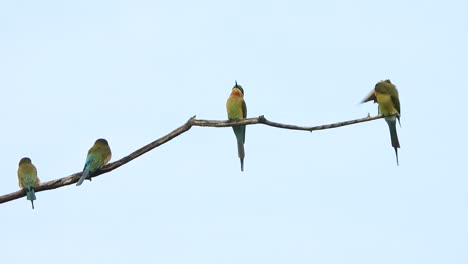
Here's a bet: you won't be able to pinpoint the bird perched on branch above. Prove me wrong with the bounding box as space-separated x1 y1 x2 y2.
226 81 247 171
362 79 401 165
17 157 40 209
76 138 112 186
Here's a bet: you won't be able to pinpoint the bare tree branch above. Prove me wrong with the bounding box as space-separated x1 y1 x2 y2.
0 114 383 205
192 114 383 131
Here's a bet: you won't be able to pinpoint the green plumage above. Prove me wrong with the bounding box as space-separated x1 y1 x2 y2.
17 157 40 209
375 80 400 125
362 79 401 165
226 82 247 171
76 138 112 186
385 115 400 165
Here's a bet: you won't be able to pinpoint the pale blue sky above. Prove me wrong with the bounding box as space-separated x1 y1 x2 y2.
1 0 467 263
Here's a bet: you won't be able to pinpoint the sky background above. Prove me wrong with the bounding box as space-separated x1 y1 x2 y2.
1 0 467 263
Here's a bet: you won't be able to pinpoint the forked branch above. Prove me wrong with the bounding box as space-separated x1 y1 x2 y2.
0 114 382 205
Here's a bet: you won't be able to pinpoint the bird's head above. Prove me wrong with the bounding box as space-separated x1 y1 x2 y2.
19 157 32 165
375 79 395 90
232 81 244 95
95 138 109 146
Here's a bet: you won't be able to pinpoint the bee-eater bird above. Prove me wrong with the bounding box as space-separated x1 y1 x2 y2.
226 81 247 171
17 157 40 209
362 79 401 165
76 138 112 186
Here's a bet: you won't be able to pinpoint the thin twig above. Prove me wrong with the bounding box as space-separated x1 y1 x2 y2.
191 115 383 131
0 114 382 205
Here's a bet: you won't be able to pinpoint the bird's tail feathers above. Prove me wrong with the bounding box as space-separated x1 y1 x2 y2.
232 125 246 171
232 125 245 144
76 160 92 186
385 116 400 166
237 141 245 172
26 186 36 209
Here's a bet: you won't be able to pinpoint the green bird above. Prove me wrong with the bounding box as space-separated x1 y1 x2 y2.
76 138 112 186
362 79 401 165
17 157 40 209
226 81 247 171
